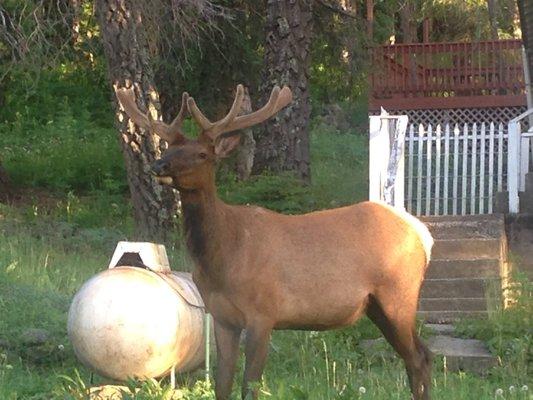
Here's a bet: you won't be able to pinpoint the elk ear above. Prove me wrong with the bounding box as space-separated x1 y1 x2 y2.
214 134 241 159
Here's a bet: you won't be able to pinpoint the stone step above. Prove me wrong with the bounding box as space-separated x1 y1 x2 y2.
419 298 487 312
418 310 488 324
426 259 501 279
421 214 504 240
427 335 498 375
420 278 501 299
519 189 533 213
425 323 455 336
432 238 502 260
524 172 533 193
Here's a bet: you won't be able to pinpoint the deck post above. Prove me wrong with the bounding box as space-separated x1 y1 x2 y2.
507 121 520 213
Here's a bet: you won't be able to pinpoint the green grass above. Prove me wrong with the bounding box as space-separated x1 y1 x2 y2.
1 198 532 399
219 129 368 214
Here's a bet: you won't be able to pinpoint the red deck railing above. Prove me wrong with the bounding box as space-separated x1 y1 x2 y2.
369 39 527 111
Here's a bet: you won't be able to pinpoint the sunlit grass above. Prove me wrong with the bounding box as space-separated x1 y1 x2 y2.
0 206 531 399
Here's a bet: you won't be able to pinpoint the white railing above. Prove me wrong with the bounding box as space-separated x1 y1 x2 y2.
405 122 507 216
508 108 533 213
368 112 529 215
369 110 408 208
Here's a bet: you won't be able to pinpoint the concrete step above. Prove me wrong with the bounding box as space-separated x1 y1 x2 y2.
432 238 502 260
421 214 504 240
418 310 488 324
426 259 500 279
420 278 501 299
419 298 487 312
427 335 498 375
417 214 508 319
524 172 533 193
425 323 455 336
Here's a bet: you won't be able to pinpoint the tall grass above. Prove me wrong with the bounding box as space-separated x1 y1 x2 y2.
1 200 531 399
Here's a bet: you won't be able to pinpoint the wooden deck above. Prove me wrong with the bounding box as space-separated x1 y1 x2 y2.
369 40 527 111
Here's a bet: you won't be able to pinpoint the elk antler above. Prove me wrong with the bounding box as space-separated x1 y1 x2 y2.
115 86 189 144
187 84 293 141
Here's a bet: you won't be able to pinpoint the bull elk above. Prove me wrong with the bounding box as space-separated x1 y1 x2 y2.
115 84 434 400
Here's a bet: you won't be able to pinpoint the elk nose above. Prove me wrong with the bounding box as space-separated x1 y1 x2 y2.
151 159 170 176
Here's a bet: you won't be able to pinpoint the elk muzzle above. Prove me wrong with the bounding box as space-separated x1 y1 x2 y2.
152 159 170 176
151 159 174 185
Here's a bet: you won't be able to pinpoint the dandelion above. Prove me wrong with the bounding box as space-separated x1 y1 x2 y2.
521 385 528 392
359 386 366 395
509 385 516 393
495 388 504 397
58 344 65 351
338 384 347 396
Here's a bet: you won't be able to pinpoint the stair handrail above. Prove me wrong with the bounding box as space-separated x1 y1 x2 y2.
508 107 533 213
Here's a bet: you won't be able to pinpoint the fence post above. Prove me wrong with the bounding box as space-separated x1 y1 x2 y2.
507 121 520 213
388 115 408 208
368 111 408 208
369 112 387 202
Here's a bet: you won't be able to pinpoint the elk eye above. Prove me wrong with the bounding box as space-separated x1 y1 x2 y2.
198 152 208 159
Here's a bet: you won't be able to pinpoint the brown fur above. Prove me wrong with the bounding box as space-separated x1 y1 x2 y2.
115 85 433 399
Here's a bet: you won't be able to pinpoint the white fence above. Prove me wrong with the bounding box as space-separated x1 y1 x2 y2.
405 122 507 216
369 111 532 215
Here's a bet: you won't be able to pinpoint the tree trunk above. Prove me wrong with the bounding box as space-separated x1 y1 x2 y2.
517 0 533 83
253 0 312 182
487 0 499 40
400 0 417 43
235 87 255 181
95 0 178 241
0 158 10 203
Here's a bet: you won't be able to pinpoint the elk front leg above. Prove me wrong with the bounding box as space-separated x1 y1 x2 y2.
214 321 242 400
241 323 272 399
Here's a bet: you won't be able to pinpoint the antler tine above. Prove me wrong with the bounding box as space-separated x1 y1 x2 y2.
115 86 187 144
217 85 293 136
187 85 245 140
186 85 293 141
115 87 151 130
187 97 213 131
168 92 189 131
210 84 245 137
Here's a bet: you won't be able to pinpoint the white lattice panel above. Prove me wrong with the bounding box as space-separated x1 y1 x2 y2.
370 106 527 128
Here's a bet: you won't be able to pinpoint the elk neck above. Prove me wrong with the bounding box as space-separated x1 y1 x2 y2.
179 181 230 271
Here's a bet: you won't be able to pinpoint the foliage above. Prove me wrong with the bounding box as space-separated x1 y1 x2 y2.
454 271 532 377
0 67 125 194
219 172 315 214
310 6 368 104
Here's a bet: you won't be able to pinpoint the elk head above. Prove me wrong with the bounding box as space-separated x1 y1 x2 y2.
115 85 292 191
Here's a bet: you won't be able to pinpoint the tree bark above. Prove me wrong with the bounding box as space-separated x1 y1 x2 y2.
95 0 179 241
517 0 533 86
487 0 499 40
0 158 10 203
399 0 417 43
235 87 255 181
253 0 312 182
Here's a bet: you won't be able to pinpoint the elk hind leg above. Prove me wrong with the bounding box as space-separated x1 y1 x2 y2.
366 294 432 400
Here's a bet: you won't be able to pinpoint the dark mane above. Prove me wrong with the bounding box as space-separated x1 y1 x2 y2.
182 202 209 266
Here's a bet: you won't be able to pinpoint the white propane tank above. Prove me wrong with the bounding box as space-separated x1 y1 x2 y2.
67 242 206 381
